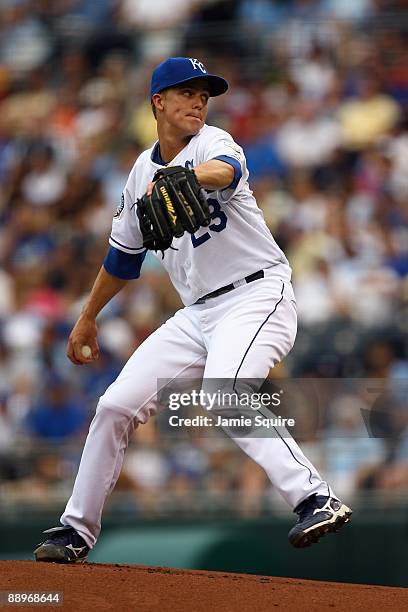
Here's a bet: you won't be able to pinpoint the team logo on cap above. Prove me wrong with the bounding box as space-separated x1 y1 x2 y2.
189 58 207 73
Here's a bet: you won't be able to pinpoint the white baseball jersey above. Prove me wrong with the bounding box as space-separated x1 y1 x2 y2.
108 124 292 305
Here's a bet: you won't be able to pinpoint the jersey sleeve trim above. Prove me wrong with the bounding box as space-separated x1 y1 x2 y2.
109 235 146 254
213 155 242 189
103 246 147 279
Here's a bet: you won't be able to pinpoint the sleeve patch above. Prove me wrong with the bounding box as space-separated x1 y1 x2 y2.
114 193 125 219
220 140 244 162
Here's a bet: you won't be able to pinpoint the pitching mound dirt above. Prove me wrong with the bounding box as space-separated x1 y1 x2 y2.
0 561 407 611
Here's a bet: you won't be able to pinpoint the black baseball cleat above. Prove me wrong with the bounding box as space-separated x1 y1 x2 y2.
288 494 352 548
34 526 90 563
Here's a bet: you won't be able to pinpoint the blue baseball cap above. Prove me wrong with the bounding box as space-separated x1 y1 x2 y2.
150 57 228 99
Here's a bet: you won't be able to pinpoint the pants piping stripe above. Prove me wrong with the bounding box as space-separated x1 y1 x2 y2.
272 425 314 486
255 403 317 490
232 281 285 391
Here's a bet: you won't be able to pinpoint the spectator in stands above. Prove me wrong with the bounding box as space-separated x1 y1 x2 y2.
338 74 400 150
26 375 87 442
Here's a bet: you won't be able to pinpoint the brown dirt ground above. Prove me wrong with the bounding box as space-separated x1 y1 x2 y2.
0 561 407 612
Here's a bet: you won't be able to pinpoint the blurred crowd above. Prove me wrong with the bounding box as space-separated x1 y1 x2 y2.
0 0 407 517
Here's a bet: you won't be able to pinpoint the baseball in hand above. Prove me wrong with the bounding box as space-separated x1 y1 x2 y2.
81 345 92 359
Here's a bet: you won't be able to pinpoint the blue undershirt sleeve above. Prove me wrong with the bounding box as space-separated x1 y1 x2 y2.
212 155 243 189
103 245 147 280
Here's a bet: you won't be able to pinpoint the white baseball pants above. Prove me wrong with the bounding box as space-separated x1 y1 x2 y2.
61 270 331 547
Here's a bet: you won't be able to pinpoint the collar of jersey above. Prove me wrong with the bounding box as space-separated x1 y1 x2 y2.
151 142 168 166
150 127 207 166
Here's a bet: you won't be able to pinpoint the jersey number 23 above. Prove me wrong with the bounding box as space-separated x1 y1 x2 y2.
191 198 227 248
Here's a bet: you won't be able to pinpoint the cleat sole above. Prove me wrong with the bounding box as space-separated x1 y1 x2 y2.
34 544 87 564
290 505 352 548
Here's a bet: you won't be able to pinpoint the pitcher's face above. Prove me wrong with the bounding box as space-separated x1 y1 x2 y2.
154 80 210 136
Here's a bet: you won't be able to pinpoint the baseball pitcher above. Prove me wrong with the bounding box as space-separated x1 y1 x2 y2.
34 57 352 563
